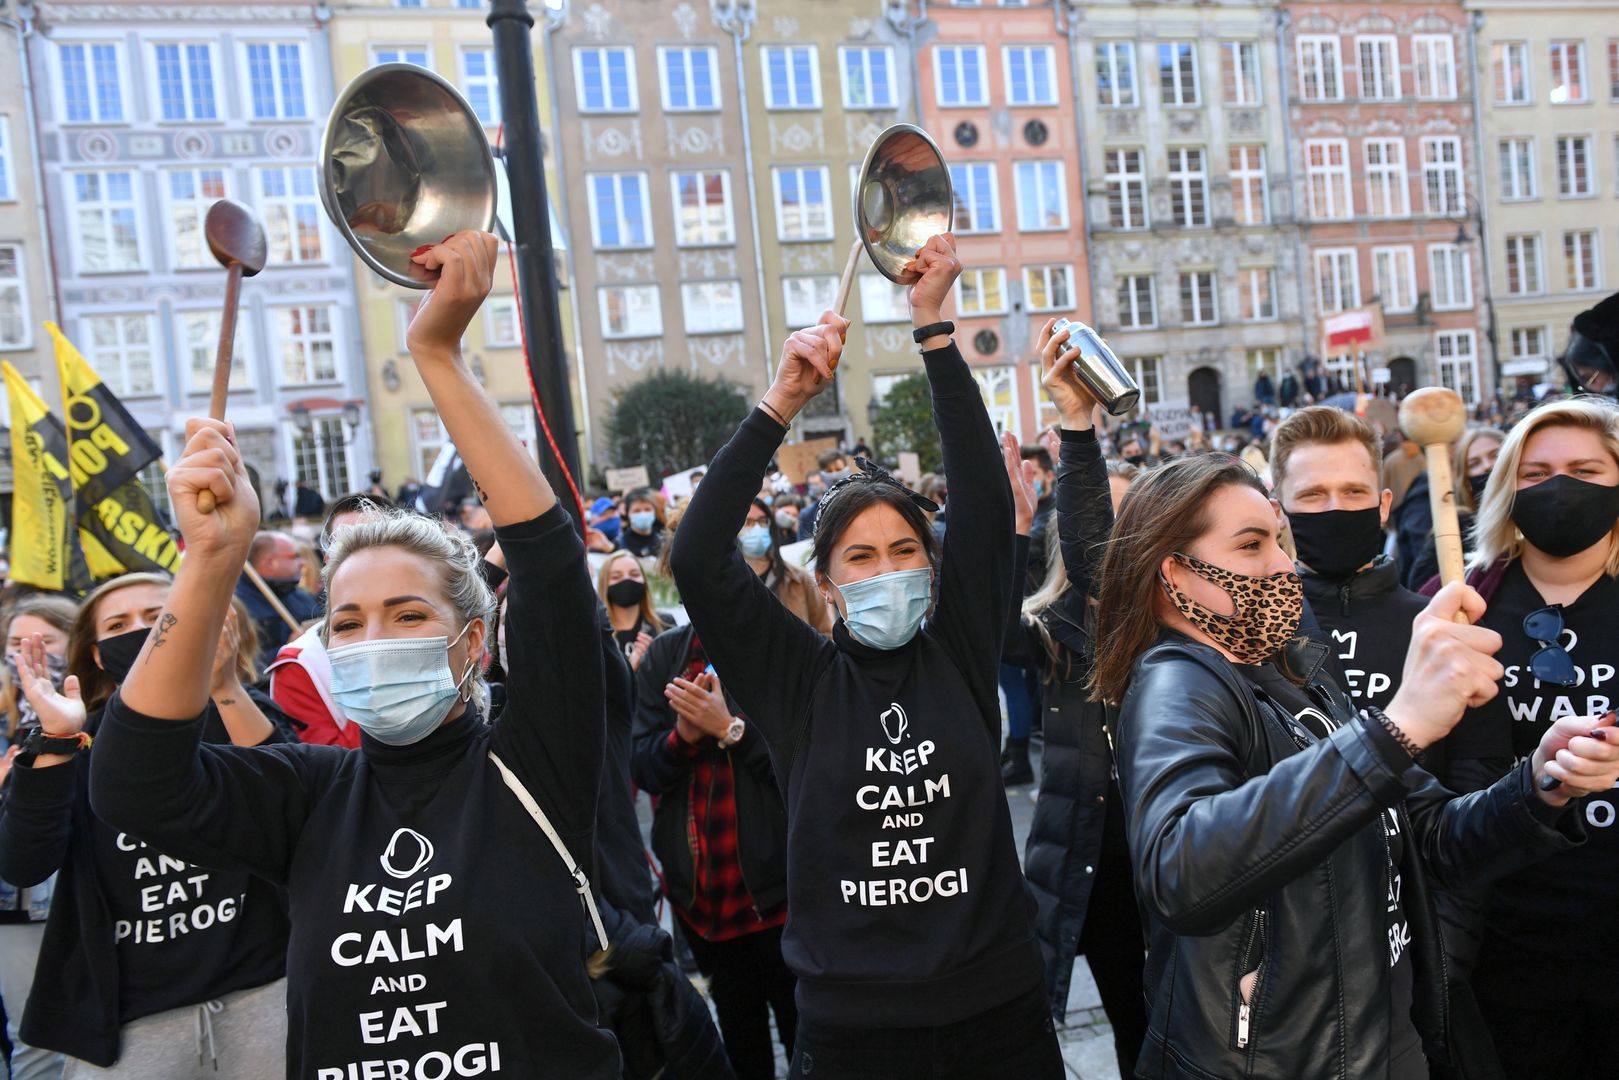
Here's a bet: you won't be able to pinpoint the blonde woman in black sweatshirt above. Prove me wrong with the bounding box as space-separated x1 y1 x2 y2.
669 235 1062 1080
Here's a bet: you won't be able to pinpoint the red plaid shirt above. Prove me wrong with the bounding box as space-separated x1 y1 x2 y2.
663 635 787 942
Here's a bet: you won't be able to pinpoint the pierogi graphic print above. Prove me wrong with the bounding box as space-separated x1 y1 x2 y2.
317 827 502 1080
843 703 970 907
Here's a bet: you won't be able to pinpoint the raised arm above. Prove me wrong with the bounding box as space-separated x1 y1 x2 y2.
1037 320 1113 600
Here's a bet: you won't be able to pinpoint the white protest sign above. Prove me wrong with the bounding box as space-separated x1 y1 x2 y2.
604 465 650 492
1147 399 1194 442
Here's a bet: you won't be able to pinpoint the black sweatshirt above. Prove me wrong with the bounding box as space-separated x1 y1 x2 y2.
1300 556 1427 712
669 342 1044 1030
0 707 288 1066
89 506 621 1080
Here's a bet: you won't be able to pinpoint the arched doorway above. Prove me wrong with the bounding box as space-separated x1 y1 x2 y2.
1189 366 1222 424
1387 356 1418 397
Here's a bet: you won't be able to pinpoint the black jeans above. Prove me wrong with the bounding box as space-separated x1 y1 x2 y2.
1470 936 1613 1080
1077 796 1149 1079
786 985 1063 1080
676 916 797 1080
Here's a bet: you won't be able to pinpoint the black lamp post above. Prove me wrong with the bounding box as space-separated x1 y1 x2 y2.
1453 192 1501 397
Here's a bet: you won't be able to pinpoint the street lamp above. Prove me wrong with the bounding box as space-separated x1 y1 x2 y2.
1451 192 1501 399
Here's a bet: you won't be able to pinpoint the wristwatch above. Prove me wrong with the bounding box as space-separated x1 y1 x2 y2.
912 320 955 345
717 718 746 749
21 729 91 757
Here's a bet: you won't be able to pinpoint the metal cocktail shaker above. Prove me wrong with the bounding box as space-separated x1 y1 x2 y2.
1050 318 1140 416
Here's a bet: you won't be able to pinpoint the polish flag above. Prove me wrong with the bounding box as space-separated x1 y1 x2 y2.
1323 309 1376 350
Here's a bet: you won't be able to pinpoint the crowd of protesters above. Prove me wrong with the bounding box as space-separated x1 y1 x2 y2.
0 233 1614 1080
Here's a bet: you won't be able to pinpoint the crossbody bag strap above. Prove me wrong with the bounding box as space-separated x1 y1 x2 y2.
488 751 609 952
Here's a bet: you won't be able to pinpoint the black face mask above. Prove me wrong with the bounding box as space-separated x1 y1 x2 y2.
96 626 151 684
1468 473 1489 501
1125 454 1147 467
263 576 302 599
605 580 647 609
1512 474 1619 558
1289 506 1385 582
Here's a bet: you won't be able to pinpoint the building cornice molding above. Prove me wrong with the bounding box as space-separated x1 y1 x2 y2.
37 3 314 24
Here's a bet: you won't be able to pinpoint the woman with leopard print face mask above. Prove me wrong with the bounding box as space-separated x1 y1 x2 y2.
1084 452 1619 1080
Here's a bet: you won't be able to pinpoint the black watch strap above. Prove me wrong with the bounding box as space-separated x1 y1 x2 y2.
912 320 955 345
21 729 90 757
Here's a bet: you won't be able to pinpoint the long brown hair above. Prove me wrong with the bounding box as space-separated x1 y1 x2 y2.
67 572 173 712
596 551 666 633
1091 455 1268 704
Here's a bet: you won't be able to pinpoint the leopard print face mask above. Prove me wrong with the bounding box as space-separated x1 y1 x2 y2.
1160 552 1303 665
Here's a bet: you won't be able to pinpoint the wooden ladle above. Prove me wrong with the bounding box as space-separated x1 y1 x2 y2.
197 200 267 513
1397 386 1469 621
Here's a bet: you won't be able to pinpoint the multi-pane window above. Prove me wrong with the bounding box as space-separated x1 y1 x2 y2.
575 46 637 112
180 310 251 392
1499 137 1537 200
1116 274 1155 329
1014 161 1067 231
83 314 156 396
1316 248 1359 313
71 171 141 272
935 45 987 106
1558 135 1595 196
859 275 910 323
1167 148 1208 227
1429 244 1472 310
1104 149 1147 229
289 416 351 500
1179 271 1217 325
949 162 1000 233
1127 356 1163 406
1510 326 1548 365
783 276 836 328
1306 139 1353 219
58 42 124 123
154 43 217 120
1373 246 1417 312
460 48 501 126
680 280 744 334
371 45 429 67
0 246 26 348
0 118 10 201
1221 41 1261 104
840 46 896 109
1421 137 1464 214
1493 41 1531 104
1230 146 1268 224
671 171 734 246
1158 42 1199 106
1023 264 1074 313
957 268 1007 316
598 284 662 338
1565 229 1600 289
660 46 718 112
973 366 1019 436
165 168 228 269
1004 45 1057 106
1237 267 1276 321
257 167 323 263
483 297 518 347
1357 36 1399 100
1550 41 1587 103
1365 139 1408 217
1413 35 1457 99
1436 330 1477 404
275 306 338 384
763 45 820 109
1298 35 1341 101
1505 234 1544 295
588 173 651 249
1095 42 1136 107
773 166 832 240
412 409 448 479
1610 39 1619 100
245 42 306 119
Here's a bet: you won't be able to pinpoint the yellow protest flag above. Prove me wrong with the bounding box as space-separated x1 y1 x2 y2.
3 361 75 590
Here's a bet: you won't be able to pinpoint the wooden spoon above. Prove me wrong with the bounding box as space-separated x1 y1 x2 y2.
197 200 267 513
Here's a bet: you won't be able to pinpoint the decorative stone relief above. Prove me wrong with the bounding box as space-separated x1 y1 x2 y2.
1242 233 1269 256
583 120 644 163
1365 118 1402 136
40 3 305 20
845 114 887 150
1351 12 1398 33
79 131 115 161
174 130 212 159
1167 110 1202 136
1227 110 1261 136
849 16 873 40
666 116 725 157
768 116 824 155
606 340 663 376
128 134 164 158
679 249 738 278
773 17 799 37
1104 111 1139 137
582 2 614 40
870 327 907 356
785 244 834 273
265 128 300 158
1301 118 1348 137
688 334 745 369
221 133 256 156
596 254 656 282
672 1 698 39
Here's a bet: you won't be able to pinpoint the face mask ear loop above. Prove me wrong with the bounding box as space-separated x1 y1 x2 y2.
449 622 477 703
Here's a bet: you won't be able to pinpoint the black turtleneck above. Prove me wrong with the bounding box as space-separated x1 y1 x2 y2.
668 342 1043 1030
89 505 619 1079
1299 555 1427 711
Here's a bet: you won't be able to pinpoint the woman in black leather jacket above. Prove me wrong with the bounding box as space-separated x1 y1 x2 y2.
1089 451 1619 1080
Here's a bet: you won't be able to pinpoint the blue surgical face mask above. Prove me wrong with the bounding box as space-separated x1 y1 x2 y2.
328 623 477 747
830 566 933 650
629 510 656 534
739 524 773 558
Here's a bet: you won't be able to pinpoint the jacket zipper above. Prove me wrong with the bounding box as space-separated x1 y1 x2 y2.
1236 908 1267 1050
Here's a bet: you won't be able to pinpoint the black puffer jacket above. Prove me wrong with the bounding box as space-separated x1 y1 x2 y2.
1117 634 1582 1080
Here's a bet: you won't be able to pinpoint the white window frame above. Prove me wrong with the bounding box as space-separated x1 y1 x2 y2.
1104 148 1147 229
1003 45 1058 106
1564 229 1601 290
178 307 254 393
1356 35 1400 101
150 41 219 122
285 415 355 502
771 165 833 241
586 172 652 251
839 45 897 110
1167 147 1209 228
671 169 735 247
1158 41 1200 106
1022 264 1075 314
255 165 326 265
1013 160 1067 232
0 116 12 202
483 296 519 348
1504 233 1544 295
273 304 340 385
1435 329 1479 405
0 244 30 350
68 169 145 274
1221 40 1262 105
658 45 720 113
858 274 910 324
1372 246 1417 313
1229 145 1268 224
1493 41 1531 105
1550 40 1588 104
1315 248 1360 314
1116 274 1156 329
972 365 1021 437
1306 138 1353 220
1558 134 1596 197
1180 270 1218 326
1428 244 1472 311
1364 138 1408 217
1420 136 1464 215
934 45 988 107
949 162 1000 235
680 279 746 335
574 46 639 114
957 267 1008 316
1498 137 1537 200
55 40 127 125
762 44 822 110
369 44 430 67
79 313 159 396
459 47 502 127
782 275 837 328
162 166 231 270
240 40 308 120
1413 34 1457 99
1509 325 1551 367
1094 41 1136 108
1297 35 1342 102
1237 267 1276 322
597 284 663 339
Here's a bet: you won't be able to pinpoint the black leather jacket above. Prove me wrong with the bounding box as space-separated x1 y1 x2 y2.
1117 634 1582 1080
